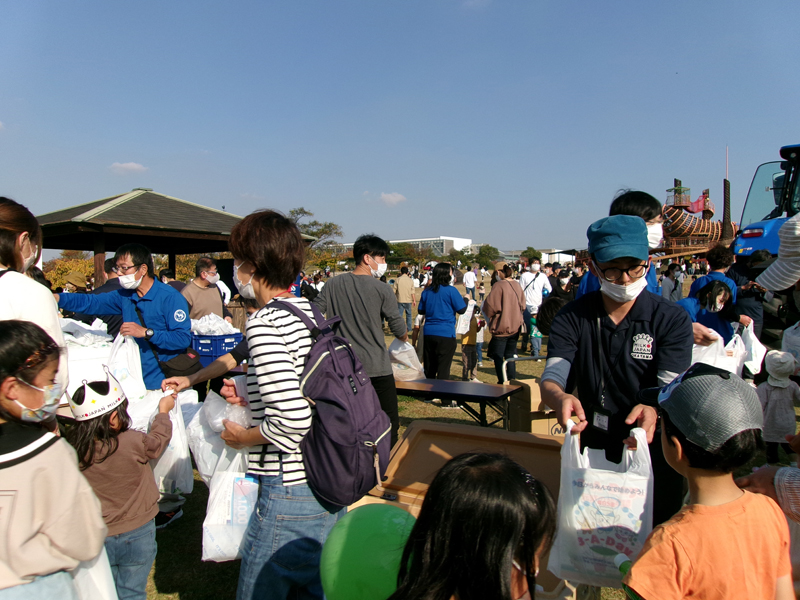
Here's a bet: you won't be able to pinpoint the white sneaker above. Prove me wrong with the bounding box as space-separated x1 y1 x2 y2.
471 378 481 383
477 362 483 366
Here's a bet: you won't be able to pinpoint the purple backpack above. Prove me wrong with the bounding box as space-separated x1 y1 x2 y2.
273 302 391 507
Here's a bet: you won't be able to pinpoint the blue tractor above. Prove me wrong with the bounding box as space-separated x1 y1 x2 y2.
733 144 800 339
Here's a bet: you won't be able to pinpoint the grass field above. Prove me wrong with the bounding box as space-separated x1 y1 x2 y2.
145 279 792 599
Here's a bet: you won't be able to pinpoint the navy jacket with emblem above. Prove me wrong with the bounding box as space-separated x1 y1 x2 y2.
547 290 692 461
58 279 191 390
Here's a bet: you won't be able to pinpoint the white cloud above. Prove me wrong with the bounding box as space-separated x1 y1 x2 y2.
363 190 370 196
109 162 148 175
380 192 407 206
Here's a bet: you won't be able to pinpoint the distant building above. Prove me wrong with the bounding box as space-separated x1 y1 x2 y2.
339 236 472 257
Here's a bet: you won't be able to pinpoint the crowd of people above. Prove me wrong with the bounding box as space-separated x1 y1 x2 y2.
3 188 800 600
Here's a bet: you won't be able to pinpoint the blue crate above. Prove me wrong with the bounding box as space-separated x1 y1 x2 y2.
192 333 244 366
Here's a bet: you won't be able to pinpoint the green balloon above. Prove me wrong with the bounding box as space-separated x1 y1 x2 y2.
321 504 416 600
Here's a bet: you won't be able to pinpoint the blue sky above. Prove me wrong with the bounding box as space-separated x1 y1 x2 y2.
2 0 798 252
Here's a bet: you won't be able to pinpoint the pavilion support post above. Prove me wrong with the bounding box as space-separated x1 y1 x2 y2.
93 235 106 287
169 253 176 277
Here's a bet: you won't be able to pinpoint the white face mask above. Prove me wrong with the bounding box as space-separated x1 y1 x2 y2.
205 273 220 285
233 263 256 299
647 223 663 249
705 294 726 313
119 270 143 290
15 380 62 423
449 274 456 285
367 256 388 278
531 263 541 272
21 242 38 272
598 275 648 303
559 278 570 287
161 277 169 284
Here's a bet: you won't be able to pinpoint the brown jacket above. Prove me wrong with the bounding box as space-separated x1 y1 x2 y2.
483 279 525 337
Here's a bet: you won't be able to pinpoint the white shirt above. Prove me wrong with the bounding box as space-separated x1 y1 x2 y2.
518 270 551 311
216 280 232 304
463 271 477 288
0 269 69 390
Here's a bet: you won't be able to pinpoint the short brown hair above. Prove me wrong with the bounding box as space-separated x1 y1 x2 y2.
0 197 42 272
195 256 216 277
229 210 304 289
706 244 734 271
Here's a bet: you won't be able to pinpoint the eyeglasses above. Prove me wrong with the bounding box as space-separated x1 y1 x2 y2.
594 263 647 282
114 264 141 274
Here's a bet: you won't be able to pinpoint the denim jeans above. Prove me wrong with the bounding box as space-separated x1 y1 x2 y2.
476 341 483 363
237 473 344 600
104 519 156 600
397 302 413 332
0 571 78 600
488 331 519 383
466 287 476 300
530 337 542 357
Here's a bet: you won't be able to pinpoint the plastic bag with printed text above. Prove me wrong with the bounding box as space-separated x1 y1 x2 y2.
202 448 258 562
388 339 425 381
547 421 654 588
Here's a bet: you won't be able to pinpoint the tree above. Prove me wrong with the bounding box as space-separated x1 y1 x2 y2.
473 244 502 268
289 207 344 250
520 247 542 262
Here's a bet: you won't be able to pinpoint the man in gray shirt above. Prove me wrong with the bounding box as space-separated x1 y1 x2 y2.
314 234 408 446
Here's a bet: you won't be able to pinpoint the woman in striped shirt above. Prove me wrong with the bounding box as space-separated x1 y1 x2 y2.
221 210 344 600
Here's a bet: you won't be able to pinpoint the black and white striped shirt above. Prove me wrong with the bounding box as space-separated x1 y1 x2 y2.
245 297 314 485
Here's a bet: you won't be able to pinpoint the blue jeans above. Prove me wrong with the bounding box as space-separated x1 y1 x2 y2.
530 337 542 357
104 520 156 600
397 302 413 332
476 341 484 363
466 287 476 300
237 473 344 600
0 571 78 600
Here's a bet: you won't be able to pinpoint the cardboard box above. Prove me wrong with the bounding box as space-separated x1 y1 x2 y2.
349 420 592 599
507 377 571 437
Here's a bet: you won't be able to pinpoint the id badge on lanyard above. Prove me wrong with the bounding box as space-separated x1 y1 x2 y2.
592 316 612 434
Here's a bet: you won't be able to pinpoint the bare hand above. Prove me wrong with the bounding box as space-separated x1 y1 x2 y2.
739 315 753 327
162 376 191 393
558 393 587 435
692 322 717 346
119 322 147 338
159 393 176 413
736 465 780 502
398 332 409 343
221 419 246 449
786 433 800 456
221 378 248 406
623 404 658 447
225 316 233 323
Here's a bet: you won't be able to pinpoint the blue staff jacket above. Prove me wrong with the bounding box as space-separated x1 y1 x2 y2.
59 280 192 390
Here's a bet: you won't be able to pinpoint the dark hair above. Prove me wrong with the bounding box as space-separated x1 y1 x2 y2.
195 256 216 277
103 258 116 275
543 262 552 269
65 381 131 471
609 189 662 222
748 249 772 267
400 266 409 275
114 243 155 278
430 262 453 292
0 321 61 410
0 197 42 272
229 210 305 289
389 453 556 600
26 265 51 290
158 268 175 280
536 297 568 336
240 296 261 311
661 410 763 473
706 244 734 270
353 234 389 267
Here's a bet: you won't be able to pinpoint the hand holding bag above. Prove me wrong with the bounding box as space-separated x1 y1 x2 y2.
134 306 202 378
547 421 654 588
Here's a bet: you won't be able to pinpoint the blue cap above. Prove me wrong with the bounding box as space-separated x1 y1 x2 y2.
587 215 649 263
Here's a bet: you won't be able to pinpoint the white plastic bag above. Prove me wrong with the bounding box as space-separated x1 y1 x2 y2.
388 339 425 381
202 449 258 562
691 334 746 376
203 391 230 432
782 321 800 369
107 335 147 403
547 421 654 588
455 301 475 335
150 394 194 496
186 406 226 486
741 323 767 375
71 547 118 600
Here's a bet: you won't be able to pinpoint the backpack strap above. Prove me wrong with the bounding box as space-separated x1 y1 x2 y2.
270 300 341 339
